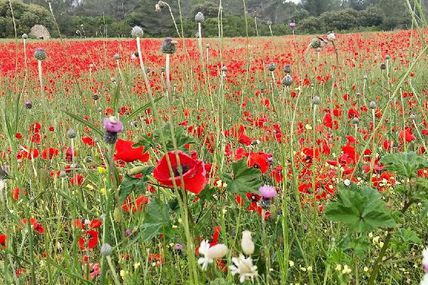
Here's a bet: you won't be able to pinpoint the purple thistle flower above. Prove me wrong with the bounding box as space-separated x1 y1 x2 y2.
259 185 277 199
103 117 123 133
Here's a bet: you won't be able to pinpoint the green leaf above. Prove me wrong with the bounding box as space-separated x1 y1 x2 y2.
134 123 195 152
63 111 104 137
222 158 263 196
122 96 163 125
339 235 370 256
421 200 428 218
139 200 170 242
381 152 428 178
325 184 396 233
118 166 154 204
391 228 421 252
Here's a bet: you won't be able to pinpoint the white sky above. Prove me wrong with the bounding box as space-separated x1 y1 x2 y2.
285 0 302 3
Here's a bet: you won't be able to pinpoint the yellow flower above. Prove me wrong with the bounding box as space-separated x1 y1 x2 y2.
98 166 106 174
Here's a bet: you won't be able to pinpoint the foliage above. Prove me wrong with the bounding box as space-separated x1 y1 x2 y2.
0 0 55 38
324 184 396 233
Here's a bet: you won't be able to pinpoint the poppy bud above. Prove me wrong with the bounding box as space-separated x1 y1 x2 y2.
92 93 99 101
380 63 386 70
113 207 123 222
24 100 33 109
195 12 205 23
241 231 255 255
22 33 28 39
351 117 359 125
282 74 293 87
386 55 390 60
34 48 47 61
67 128 77 139
131 26 144 38
268 63 276 72
161 37 177 54
410 114 416 121
326 32 336 41
100 243 112 256
312 96 320 105
283 64 292 74
114 53 120 60
369 101 377 110
85 156 93 163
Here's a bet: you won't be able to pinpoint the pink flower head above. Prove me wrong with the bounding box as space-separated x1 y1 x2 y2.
103 117 123 133
259 185 277 199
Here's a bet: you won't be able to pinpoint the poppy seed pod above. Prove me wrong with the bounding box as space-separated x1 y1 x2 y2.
100 243 112 256
268 63 276 72
22 33 28 39
310 38 321 49
380 63 386 70
369 101 377 110
92 93 99 101
195 12 205 23
410 114 416 121
312 96 320 105
131 26 144 38
114 53 120 60
283 64 292 74
67 128 77 139
351 117 359 125
34 48 47 61
161 37 177 54
282 74 293 87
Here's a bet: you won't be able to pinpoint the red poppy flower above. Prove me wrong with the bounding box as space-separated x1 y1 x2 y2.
41 147 59 160
114 139 150 163
121 194 149 213
79 230 99 250
82 136 96 147
399 128 416 143
153 151 207 195
0 233 6 248
247 152 271 173
70 174 84 186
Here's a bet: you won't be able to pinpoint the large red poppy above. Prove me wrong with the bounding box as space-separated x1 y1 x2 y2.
114 139 150 163
153 151 207 195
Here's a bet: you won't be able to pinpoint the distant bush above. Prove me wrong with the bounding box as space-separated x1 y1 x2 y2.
0 0 55 37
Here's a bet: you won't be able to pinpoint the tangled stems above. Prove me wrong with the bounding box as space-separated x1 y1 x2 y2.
367 198 413 285
100 144 120 283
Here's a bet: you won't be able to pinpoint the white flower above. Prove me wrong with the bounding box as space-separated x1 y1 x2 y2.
197 240 228 271
421 274 428 285
0 179 6 195
241 231 255 255
422 247 428 266
131 26 144 38
229 254 258 283
327 32 336 41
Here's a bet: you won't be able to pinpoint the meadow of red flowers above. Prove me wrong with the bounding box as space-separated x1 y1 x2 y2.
0 29 428 284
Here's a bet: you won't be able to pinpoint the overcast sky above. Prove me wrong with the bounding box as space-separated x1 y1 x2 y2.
286 0 301 3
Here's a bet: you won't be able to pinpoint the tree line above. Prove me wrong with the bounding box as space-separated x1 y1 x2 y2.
0 0 423 38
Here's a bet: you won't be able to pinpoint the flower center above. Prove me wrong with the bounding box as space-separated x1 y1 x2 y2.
173 164 190 177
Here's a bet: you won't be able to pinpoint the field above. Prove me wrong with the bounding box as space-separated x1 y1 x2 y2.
0 30 428 284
